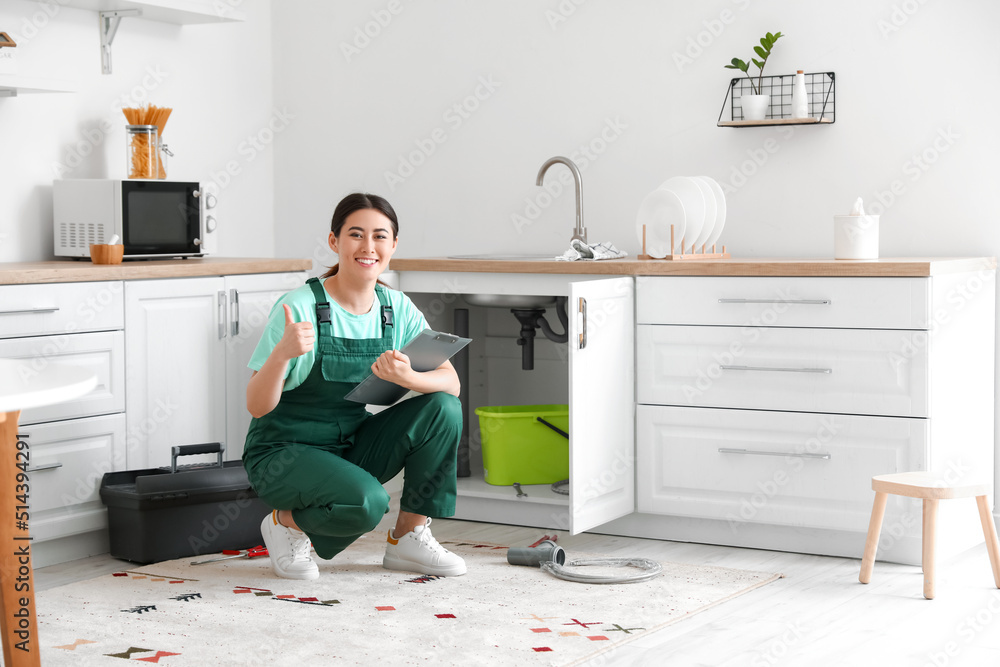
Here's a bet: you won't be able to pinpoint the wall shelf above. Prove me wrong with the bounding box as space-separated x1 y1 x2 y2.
30 0 246 24
0 74 77 97
30 0 246 74
718 71 836 128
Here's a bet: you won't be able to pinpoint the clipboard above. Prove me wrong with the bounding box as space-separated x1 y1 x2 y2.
344 329 472 405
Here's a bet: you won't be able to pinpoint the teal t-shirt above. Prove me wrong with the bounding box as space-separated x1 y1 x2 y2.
248 279 430 391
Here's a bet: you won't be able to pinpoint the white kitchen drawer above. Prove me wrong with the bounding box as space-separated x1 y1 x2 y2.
17 413 126 542
636 276 929 329
0 330 125 424
637 325 928 417
636 405 927 532
0 281 124 338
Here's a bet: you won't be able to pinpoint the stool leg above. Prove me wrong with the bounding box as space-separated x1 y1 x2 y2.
860 491 888 584
975 495 1000 589
923 498 938 600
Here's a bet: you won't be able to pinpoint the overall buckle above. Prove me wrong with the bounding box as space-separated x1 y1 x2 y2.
316 303 332 324
381 305 394 329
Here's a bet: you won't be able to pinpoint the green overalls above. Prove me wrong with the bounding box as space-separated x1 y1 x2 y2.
242 278 461 560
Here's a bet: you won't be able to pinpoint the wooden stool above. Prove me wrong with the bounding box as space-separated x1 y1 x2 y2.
859 472 1000 599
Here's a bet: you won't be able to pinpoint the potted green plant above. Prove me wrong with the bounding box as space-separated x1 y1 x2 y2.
725 31 783 121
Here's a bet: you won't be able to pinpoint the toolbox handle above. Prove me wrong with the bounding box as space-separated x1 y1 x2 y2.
171 443 225 473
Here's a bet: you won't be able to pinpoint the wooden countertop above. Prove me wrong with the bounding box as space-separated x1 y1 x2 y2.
0 257 313 285
389 257 997 277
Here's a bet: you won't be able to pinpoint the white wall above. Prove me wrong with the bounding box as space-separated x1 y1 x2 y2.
271 0 1000 263
0 0 275 262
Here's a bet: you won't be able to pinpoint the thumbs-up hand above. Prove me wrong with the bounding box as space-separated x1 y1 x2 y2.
275 303 314 360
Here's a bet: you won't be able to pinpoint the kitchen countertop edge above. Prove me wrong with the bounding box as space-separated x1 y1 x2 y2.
0 258 314 285
388 257 997 277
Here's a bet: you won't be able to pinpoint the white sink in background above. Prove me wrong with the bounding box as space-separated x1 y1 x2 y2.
462 294 557 308
447 253 556 261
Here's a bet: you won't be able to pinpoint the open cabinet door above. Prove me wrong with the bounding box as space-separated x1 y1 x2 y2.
569 277 635 534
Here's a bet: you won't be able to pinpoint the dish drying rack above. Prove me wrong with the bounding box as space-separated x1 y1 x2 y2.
637 224 729 261
717 71 835 127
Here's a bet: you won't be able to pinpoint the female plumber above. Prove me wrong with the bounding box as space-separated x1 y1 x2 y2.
242 193 466 581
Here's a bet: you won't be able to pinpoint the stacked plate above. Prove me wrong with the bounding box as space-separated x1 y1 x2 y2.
636 176 727 258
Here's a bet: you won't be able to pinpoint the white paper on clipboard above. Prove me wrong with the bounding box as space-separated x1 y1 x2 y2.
344 329 471 405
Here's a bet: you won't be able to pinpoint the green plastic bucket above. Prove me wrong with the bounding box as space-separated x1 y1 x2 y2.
475 404 569 486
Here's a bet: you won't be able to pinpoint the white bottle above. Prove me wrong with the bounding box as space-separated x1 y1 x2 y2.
792 70 809 119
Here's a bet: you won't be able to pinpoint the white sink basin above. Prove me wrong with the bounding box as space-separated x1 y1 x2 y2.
447 253 556 261
462 294 557 308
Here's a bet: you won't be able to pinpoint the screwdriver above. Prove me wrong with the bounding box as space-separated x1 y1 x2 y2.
190 545 268 565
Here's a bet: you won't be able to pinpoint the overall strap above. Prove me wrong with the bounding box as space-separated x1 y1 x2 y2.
306 277 332 339
375 283 394 337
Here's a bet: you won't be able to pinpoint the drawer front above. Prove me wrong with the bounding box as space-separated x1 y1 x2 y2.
18 413 126 541
0 281 124 338
636 276 929 329
636 405 927 532
0 331 125 424
637 325 928 417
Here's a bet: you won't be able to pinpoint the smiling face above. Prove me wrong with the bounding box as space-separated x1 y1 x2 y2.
329 208 398 281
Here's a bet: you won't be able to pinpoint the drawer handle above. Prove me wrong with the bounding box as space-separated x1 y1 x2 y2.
719 448 831 460
0 307 60 315
718 298 831 305
720 364 832 374
26 462 63 472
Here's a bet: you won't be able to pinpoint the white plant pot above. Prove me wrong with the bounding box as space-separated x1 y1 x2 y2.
834 215 879 260
740 94 770 121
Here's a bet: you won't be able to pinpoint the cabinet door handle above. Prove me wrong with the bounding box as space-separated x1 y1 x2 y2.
720 364 832 374
230 288 240 337
0 307 60 315
26 462 63 472
718 298 831 305
577 297 587 349
719 447 831 460
218 290 227 339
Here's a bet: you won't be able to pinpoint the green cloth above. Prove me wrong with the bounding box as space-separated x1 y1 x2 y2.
248 278 429 391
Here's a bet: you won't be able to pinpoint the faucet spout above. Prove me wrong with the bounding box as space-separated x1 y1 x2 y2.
536 156 587 245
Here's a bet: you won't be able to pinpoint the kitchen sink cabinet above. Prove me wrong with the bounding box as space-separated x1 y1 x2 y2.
124 272 305 469
392 262 997 565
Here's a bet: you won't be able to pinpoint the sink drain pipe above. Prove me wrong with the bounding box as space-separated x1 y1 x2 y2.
511 297 569 370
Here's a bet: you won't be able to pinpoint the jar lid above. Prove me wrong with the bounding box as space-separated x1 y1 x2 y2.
126 124 158 131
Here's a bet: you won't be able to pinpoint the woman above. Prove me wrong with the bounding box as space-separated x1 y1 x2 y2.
243 192 465 581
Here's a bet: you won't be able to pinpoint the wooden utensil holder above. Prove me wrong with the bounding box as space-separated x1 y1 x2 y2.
637 224 730 261
90 244 124 265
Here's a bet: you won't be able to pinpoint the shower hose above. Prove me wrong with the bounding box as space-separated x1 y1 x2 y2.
540 557 662 584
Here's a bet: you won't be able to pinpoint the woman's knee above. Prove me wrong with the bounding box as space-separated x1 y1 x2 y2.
338 483 391 534
422 392 463 427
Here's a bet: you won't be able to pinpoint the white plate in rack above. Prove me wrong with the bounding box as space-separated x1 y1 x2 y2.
690 176 717 250
636 187 685 259
660 177 705 253
698 175 727 249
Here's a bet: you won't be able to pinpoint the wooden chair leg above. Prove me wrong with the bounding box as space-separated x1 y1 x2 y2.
975 495 1000 589
860 491 888 584
923 498 938 599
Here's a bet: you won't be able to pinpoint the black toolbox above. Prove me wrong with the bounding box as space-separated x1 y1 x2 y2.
99 443 270 564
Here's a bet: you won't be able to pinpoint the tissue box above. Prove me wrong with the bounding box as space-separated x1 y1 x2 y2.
834 215 879 260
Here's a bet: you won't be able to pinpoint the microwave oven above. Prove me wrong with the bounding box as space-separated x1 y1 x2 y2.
53 179 217 259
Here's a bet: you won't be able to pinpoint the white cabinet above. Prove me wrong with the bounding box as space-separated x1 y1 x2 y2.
125 272 304 468
635 273 995 565
0 281 126 566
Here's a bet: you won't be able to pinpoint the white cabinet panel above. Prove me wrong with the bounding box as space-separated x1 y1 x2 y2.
636 276 929 329
125 277 226 469
637 405 927 532
19 413 126 541
637 325 929 418
0 331 125 425
0 280 124 338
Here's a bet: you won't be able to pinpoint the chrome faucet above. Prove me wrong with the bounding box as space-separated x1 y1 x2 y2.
536 156 587 245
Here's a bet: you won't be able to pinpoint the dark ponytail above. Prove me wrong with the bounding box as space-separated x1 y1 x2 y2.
321 193 399 280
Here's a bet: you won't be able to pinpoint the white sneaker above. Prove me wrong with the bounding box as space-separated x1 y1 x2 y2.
383 518 467 577
259 511 319 580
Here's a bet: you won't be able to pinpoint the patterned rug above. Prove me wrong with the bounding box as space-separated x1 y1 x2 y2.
36 532 782 666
